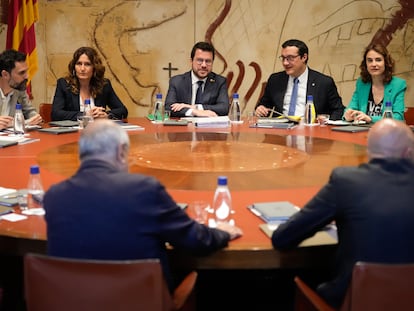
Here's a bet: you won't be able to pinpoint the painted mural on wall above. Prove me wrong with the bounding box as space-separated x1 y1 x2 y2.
38 0 414 116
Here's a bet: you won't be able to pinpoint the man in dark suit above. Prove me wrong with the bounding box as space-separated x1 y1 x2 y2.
43 119 242 293
165 41 229 117
255 39 345 120
272 118 414 308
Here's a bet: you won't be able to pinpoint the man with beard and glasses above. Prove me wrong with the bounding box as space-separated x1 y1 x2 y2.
0 49 42 130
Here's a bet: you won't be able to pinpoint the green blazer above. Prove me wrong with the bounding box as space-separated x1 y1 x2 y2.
344 76 406 122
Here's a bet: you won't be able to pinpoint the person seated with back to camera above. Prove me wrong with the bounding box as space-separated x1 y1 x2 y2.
272 118 414 309
343 43 406 124
165 41 229 118
43 119 243 293
51 46 128 121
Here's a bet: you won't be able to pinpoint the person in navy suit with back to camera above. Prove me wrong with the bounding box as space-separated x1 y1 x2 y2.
255 39 345 120
165 41 230 117
44 119 242 293
272 118 414 309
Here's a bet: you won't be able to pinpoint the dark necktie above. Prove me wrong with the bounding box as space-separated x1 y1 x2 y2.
288 78 299 116
195 80 204 105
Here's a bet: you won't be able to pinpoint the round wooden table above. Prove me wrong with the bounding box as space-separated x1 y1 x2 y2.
0 118 368 269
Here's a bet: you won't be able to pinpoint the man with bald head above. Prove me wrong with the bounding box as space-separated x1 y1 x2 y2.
44 119 242 293
272 119 414 309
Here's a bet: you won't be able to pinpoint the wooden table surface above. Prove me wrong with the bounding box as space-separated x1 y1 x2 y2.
0 118 369 269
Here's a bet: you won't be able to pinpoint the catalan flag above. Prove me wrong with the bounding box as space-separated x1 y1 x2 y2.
6 0 39 98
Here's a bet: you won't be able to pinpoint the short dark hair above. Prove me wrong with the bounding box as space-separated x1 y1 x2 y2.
190 42 215 60
0 49 27 74
360 43 394 84
281 39 309 63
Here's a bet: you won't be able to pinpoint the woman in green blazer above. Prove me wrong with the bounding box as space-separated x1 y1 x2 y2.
343 44 406 123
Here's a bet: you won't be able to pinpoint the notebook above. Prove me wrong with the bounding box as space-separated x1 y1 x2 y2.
0 140 18 148
37 127 78 134
247 201 299 223
0 205 14 215
163 119 189 126
331 125 370 133
0 192 18 206
49 120 79 127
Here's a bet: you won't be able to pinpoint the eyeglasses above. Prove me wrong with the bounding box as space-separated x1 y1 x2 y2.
195 58 213 65
278 55 301 62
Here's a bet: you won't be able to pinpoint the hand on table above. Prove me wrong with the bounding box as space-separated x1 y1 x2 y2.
216 222 243 240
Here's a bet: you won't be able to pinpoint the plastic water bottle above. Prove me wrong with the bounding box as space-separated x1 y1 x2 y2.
229 93 241 123
14 103 25 135
382 101 393 119
83 98 94 125
212 176 233 227
27 165 44 210
153 93 164 123
304 95 316 125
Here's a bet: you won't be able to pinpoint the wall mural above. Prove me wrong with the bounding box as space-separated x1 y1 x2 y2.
38 0 414 116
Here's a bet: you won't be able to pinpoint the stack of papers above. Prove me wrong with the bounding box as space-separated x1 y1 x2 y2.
194 116 230 128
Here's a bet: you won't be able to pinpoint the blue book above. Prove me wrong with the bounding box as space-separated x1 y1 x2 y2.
247 201 299 223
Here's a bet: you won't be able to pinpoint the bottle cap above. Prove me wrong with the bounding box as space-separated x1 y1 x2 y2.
217 176 228 186
85 99 90 105
233 93 239 99
307 95 313 101
30 165 40 174
15 103 22 109
156 93 162 99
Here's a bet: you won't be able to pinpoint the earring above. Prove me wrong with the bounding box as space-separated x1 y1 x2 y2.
72 70 76 77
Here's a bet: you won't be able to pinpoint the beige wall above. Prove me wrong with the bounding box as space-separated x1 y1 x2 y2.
1 0 413 117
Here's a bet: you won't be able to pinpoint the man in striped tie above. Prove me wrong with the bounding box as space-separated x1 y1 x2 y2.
255 39 345 120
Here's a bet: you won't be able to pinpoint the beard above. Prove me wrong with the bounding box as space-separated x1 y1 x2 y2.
10 79 27 91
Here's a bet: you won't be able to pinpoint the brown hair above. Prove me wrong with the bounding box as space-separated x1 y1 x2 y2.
64 47 106 97
360 43 394 84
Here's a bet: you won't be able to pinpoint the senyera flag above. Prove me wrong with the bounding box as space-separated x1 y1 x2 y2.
6 0 39 99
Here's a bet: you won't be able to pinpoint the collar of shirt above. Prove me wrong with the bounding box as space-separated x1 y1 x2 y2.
0 88 14 116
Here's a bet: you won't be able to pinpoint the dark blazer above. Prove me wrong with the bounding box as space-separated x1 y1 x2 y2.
272 158 414 308
165 71 230 117
51 78 128 121
256 69 345 120
44 160 230 292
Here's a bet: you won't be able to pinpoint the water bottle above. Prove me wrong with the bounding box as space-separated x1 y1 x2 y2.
304 95 316 125
212 176 233 227
382 101 393 119
14 103 25 135
27 165 44 210
153 93 164 123
83 98 94 125
229 93 241 123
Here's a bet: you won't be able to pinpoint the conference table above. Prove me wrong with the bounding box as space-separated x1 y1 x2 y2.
0 117 369 271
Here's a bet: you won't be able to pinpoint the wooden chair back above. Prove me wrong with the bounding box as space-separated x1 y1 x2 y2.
24 254 174 311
